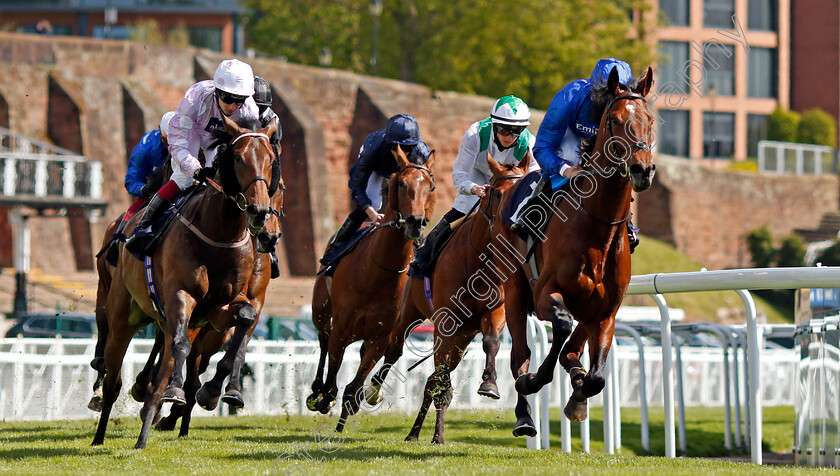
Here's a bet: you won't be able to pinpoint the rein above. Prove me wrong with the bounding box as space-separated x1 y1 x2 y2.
470 172 523 253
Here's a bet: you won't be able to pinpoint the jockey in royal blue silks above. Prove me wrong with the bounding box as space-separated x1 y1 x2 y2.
319 114 431 265
512 58 641 252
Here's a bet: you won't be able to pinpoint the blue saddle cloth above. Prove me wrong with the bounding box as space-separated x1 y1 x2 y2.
501 171 570 240
318 225 376 277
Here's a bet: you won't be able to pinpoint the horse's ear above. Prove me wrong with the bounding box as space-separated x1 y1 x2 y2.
393 144 409 168
262 116 279 142
633 66 654 97
222 112 244 137
517 150 531 171
387 173 399 211
487 153 504 176
425 149 436 170
607 67 621 97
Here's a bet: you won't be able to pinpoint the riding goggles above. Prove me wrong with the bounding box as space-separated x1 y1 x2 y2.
389 143 415 154
493 124 527 138
217 90 247 105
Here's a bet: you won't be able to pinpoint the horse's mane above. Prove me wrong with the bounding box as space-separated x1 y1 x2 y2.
209 116 282 197
579 77 643 161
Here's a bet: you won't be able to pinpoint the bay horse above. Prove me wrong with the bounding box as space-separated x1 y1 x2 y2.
308 146 435 432
493 66 655 424
91 114 279 449
369 153 532 444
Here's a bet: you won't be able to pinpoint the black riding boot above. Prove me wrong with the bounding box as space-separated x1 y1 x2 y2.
319 211 366 265
104 218 129 266
511 176 547 236
269 252 280 279
628 218 640 254
410 217 452 275
124 193 171 256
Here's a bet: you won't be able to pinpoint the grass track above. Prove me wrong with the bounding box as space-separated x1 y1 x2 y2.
0 406 823 475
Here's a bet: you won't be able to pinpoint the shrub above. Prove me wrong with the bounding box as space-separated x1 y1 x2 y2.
797 109 837 147
776 233 806 267
767 107 801 143
746 226 775 268
816 240 840 266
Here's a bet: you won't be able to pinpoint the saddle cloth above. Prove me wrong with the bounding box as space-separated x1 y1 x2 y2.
501 171 570 240
318 225 376 277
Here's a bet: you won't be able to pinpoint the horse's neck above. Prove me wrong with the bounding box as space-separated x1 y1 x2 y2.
469 207 493 252
370 212 412 271
187 189 248 241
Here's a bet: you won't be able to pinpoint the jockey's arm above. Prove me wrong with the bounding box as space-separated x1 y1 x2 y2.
452 124 482 195
534 85 579 177
348 142 376 210
125 131 156 197
167 84 206 178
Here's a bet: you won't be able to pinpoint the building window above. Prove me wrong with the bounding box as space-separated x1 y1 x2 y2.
748 0 776 31
747 114 768 158
660 0 689 27
92 25 133 40
18 24 74 36
658 109 690 157
183 27 223 52
748 47 776 98
704 43 735 96
659 41 690 95
704 0 734 28
703 112 735 158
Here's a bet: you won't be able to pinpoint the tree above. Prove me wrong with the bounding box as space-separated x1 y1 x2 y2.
776 234 806 268
797 108 837 148
766 107 801 143
745 226 774 268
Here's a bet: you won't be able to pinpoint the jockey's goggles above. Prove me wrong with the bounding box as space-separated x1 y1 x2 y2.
217 90 247 105
493 124 526 138
389 143 415 154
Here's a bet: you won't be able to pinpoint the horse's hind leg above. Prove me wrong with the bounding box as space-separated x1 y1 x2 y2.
196 303 256 411
317 333 349 415
161 293 197 404
178 339 208 438
308 278 331 411
431 334 471 444
136 339 175 449
515 288 574 395
478 306 505 400
88 261 113 412
131 327 163 402
370 282 423 394
503 274 536 437
559 325 589 421
406 373 435 442
335 332 390 433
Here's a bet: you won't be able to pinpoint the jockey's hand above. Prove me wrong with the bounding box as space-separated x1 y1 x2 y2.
139 182 155 198
193 167 214 183
562 165 585 178
471 184 490 197
365 206 384 225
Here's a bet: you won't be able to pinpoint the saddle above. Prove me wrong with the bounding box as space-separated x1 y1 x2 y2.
127 184 205 261
407 212 475 280
317 225 377 277
503 171 570 240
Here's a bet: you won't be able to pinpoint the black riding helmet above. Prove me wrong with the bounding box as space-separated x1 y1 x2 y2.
254 76 272 109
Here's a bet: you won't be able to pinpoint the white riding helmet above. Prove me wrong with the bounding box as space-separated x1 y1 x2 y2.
213 59 255 96
159 111 176 137
490 95 531 126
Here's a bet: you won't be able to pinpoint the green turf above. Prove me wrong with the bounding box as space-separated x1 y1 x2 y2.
0 406 823 475
631 236 790 323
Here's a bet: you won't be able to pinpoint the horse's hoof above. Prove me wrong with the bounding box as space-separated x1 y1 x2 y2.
514 374 537 395
431 437 445 445
195 385 219 411
477 381 500 400
88 395 103 412
564 398 589 422
155 417 177 432
405 435 419 442
306 394 320 412
315 395 336 415
364 386 384 406
221 390 245 409
512 416 537 437
130 383 147 403
162 387 187 405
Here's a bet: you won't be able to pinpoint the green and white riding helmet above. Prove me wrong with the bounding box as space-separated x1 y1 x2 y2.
490 95 531 127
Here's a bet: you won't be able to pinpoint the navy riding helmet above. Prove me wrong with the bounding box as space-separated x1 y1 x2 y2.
254 76 272 107
384 114 420 145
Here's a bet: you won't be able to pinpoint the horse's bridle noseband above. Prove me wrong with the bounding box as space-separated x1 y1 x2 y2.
225 131 284 219
379 162 435 230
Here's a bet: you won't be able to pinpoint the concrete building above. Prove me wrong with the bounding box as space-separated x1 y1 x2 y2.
0 0 244 53
653 0 789 161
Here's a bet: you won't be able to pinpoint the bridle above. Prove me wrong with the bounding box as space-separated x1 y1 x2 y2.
223 131 284 219
467 169 524 254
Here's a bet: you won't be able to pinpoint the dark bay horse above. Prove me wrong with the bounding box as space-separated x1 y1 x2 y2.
91 114 279 449
308 146 435 432
493 66 655 423
369 153 532 444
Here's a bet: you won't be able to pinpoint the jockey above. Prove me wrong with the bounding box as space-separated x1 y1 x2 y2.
513 58 641 252
411 95 539 274
253 75 283 279
319 114 431 265
125 59 260 256
103 111 175 265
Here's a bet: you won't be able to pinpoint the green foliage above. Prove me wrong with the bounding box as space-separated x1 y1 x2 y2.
797 108 837 147
745 226 775 268
727 160 758 172
817 239 840 266
129 19 190 47
776 233 806 267
242 0 656 108
766 107 801 143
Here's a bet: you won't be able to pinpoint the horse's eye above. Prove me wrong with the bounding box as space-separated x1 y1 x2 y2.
398 180 406 188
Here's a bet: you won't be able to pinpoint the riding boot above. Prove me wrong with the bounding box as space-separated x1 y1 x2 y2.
125 193 171 256
319 213 365 265
511 175 547 235
410 217 452 275
269 252 280 279
628 216 640 254
104 219 129 267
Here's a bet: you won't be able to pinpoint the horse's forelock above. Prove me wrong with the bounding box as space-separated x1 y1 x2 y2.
211 116 271 196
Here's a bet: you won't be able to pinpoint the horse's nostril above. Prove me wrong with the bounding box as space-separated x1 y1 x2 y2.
629 163 645 175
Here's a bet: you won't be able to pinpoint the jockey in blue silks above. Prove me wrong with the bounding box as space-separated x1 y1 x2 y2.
513 58 640 252
319 114 432 265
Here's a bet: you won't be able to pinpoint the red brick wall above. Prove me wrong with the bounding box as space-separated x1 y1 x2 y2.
791 1 840 122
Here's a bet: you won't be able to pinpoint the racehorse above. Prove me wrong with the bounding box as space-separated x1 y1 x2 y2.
369 153 532 444
308 146 435 432
91 114 279 449
493 66 655 423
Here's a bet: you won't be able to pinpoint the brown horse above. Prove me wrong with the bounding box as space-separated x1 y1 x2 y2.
493 67 655 424
308 146 435 432
369 153 532 444
91 114 278 449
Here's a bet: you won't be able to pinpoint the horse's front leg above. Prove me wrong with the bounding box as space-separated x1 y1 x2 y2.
515 286 575 395
559 324 589 421
581 314 617 399
477 305 505 400
161 290 197 404
196 300 256 411
503 272 536 438
336 331 390 433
